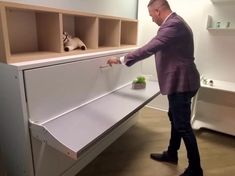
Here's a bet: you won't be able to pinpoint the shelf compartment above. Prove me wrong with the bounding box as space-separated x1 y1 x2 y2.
121 20 138 46
98 18 121 47
63 14 98 50
6 8 62 59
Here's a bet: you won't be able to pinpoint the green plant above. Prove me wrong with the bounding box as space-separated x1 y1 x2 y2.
133 76 146 84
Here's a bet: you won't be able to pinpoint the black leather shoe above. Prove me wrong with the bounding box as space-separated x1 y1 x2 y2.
150 151 178 164
179 167 203 176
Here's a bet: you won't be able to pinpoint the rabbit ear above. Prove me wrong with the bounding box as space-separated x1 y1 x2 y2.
63 33 68 43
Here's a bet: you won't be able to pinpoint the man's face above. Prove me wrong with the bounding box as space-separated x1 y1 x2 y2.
148 7 161 26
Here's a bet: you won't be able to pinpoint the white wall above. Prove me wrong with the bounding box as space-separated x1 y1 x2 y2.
137 0 235 111
196 3 235 82
5 0 138 19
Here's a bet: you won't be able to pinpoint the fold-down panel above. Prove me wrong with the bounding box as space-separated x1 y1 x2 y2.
30 81 160 160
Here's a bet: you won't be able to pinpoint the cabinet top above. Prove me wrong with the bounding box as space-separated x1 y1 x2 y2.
8 47 137 70
0 1 138 21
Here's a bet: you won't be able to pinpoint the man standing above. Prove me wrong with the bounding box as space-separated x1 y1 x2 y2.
107 0 203 176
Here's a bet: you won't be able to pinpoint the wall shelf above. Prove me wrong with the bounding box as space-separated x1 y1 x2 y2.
0 1 138 63
211 0 235 4
201 78 235 93
206 15 234 31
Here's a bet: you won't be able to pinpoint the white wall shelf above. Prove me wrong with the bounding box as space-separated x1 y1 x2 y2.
206 15 234 31
211 0 235 4
201 78 235 93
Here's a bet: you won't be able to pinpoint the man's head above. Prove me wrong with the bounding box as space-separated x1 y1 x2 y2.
148 0 172 26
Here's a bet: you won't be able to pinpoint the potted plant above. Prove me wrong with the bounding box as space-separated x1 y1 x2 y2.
132 76 146 89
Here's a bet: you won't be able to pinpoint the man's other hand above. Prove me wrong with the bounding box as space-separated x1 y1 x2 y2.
106 57 121 66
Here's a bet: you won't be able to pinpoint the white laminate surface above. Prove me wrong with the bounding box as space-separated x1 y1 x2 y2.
30 81 160 159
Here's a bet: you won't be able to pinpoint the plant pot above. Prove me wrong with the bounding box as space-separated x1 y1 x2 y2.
132 82 146 89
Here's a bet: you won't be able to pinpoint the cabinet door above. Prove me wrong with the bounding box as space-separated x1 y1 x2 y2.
24 56 140 123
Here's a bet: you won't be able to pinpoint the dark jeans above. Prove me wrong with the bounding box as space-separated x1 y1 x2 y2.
167 90 202 170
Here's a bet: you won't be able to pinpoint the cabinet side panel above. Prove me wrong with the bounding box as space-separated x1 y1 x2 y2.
0 6 10 63
0 63 34 176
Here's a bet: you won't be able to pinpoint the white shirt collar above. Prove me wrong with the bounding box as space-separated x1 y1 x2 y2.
162 12 174 25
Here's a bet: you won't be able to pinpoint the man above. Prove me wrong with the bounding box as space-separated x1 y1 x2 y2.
106 0 203 176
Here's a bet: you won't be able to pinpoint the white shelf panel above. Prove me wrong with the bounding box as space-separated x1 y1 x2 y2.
207 28 235 31
30 81 160 160
201 79 235 93
211 0 235 3
206 15 235 31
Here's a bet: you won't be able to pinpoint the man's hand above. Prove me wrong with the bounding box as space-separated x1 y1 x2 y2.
106 56 121 66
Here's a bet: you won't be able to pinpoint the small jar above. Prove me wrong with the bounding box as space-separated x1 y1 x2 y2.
226 22 231 28
216 22 221 28
209 80 213 86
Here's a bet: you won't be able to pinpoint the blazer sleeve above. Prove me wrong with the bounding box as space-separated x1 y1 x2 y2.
125 21 186 67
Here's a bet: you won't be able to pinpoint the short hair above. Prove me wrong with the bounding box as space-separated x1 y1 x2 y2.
147 0 170 9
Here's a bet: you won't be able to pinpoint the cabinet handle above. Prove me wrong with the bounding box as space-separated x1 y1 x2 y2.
99 65 111 69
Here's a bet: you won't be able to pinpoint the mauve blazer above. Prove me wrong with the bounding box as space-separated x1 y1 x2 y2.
124 13 200 95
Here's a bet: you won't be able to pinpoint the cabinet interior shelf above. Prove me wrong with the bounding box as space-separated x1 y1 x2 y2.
0 1 138 63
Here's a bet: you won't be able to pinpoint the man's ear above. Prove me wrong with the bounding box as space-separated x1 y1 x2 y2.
155 9 160 16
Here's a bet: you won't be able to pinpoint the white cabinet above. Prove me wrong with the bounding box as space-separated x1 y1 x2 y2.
0 49 160 176
191 77 235 136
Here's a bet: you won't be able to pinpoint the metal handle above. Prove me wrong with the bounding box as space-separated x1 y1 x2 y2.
99 65 111 69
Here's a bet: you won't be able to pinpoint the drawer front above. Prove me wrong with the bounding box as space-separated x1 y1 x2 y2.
24 56 141 123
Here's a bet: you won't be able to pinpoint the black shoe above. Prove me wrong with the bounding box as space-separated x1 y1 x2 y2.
150 151 178 164
179 167 203 176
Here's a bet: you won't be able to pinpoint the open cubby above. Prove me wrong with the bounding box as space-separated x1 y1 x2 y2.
98 18 121 47
63 14 98 50
0 2 138 63
121 20 138 46
6 8 62 57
